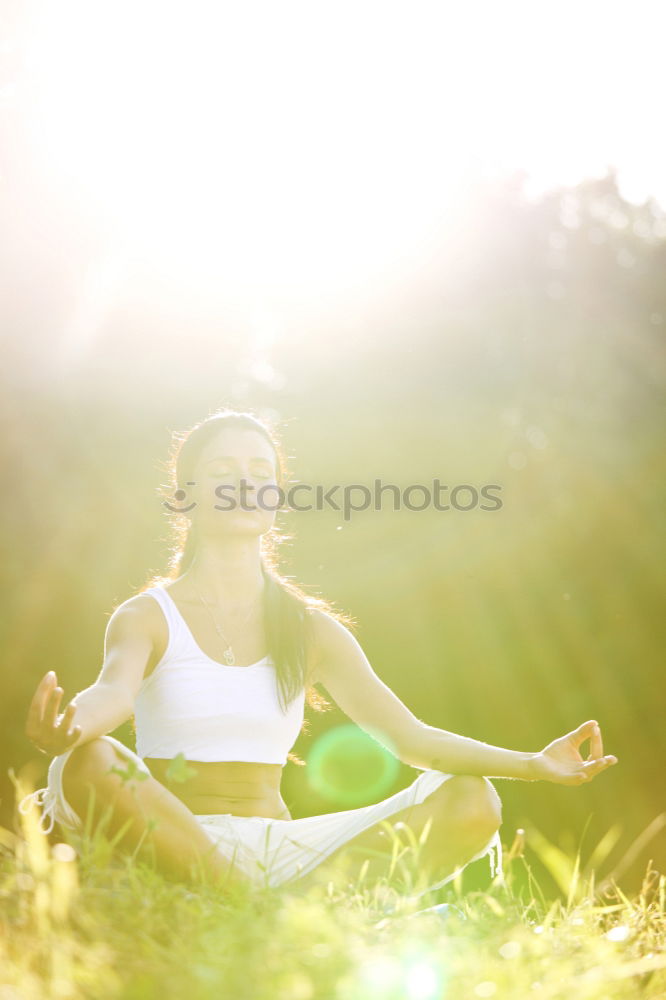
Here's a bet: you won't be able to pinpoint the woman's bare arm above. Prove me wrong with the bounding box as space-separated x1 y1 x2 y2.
310 611 618 785
25 597 155 756
310 610 534 777
405 719 618 785
399 724 537 780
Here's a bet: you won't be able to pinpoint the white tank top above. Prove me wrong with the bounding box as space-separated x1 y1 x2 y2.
133 585 306 765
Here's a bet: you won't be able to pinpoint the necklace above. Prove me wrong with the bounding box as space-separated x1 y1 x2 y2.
190 581 260 666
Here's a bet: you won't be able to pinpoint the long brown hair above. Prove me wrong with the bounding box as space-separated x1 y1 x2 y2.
133 407 355 766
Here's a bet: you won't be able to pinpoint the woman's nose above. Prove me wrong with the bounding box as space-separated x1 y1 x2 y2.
237 475 262 503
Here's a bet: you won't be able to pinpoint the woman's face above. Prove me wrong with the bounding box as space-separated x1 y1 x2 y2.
188 427 281 539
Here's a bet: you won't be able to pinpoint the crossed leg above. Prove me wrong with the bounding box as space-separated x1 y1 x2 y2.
60 742 502 898
60 738 245 891
291 774 503 894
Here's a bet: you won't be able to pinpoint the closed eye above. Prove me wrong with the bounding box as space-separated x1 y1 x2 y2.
208 467 275 481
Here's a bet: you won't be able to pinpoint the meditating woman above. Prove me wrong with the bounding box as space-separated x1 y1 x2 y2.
19 408 618 896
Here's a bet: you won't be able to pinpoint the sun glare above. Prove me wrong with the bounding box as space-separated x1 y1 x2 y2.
12 0 663 302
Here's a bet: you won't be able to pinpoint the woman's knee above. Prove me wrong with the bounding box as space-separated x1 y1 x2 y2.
65 737 117 775
61 738 121 800
434 774 502 834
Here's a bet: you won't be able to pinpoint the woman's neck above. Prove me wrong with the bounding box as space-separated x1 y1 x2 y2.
184 537 266 608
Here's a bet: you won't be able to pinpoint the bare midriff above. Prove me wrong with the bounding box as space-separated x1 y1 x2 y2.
143 757 292 820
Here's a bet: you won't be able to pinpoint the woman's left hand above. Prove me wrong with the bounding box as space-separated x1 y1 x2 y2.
530 720 618 785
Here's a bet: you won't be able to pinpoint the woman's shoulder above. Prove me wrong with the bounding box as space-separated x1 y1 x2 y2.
305 605 357 637
108 588 168 646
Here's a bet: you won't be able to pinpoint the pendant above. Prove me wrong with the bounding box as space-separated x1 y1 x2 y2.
223 647 235 666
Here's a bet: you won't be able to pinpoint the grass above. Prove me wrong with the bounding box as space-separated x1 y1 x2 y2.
1 772 665 1000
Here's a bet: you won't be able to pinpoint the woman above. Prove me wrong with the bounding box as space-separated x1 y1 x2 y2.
19 408 618 897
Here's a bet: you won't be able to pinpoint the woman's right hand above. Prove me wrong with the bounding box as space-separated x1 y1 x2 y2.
25 671 82 757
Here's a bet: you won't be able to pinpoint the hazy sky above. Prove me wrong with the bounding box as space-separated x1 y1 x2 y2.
2 0 663 299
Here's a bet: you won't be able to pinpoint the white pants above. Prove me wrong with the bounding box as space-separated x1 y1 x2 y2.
19 734 503 895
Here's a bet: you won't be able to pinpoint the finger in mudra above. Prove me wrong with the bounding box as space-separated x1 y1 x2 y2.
534 720 618 786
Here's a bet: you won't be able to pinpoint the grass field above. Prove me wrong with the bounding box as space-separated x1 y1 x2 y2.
2 772 665 1000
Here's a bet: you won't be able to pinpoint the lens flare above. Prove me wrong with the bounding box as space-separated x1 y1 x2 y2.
307 724 400 806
